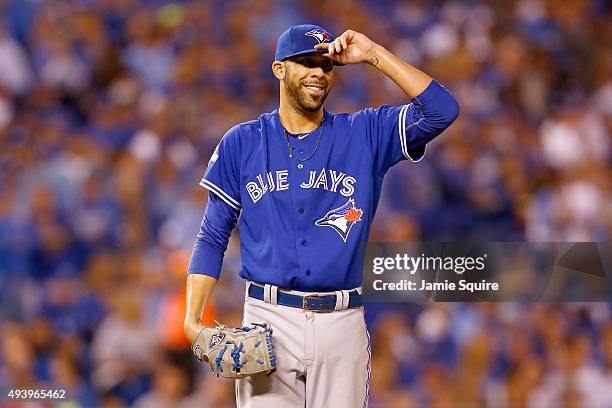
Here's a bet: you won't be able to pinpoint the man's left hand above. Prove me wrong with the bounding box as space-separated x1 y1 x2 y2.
314 29 379 65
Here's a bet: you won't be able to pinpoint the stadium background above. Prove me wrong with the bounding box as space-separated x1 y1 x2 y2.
0 0 610 407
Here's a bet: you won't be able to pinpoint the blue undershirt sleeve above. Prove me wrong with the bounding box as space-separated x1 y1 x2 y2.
187 192 240 279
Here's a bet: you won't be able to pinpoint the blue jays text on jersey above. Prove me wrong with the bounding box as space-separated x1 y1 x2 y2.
244 167 357 203
189 80 459 292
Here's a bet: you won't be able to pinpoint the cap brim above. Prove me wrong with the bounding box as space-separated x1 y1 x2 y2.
281 49 344 66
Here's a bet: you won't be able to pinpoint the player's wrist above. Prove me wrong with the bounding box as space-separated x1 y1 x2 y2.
184 321 206 344
365 43 385 67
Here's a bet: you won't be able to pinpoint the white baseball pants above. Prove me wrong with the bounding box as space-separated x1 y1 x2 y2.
235 283 371 408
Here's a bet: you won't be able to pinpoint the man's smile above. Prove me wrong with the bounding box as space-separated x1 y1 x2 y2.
303 82 327 96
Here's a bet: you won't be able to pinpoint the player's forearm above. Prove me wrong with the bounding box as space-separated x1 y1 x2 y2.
367 44 432 99
184 273 218 342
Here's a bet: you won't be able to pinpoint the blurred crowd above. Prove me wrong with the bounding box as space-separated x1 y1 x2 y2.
0 0 610 407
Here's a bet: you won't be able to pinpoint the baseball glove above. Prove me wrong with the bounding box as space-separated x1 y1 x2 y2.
192 321 277 378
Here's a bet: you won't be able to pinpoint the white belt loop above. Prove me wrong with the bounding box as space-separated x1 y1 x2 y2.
341 290 350 309
334 291 343 311
270 285 279 305
264 284 272 303
245 281 252 302
334 290 350 311
356 287 362 295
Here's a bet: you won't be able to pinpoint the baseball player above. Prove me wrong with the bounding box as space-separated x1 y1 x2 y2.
184 24 459 407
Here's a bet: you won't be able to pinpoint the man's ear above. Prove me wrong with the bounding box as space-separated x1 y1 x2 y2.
272 61 285 80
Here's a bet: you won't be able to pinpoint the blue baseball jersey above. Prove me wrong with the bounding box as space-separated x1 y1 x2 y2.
199 80 458 291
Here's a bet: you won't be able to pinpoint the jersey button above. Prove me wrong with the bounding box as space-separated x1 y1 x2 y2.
298 208 304 214
297 163 304 169
305 269 311 276
301 240 307 246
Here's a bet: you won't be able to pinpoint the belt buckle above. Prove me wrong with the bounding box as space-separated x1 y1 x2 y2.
302 294 334 312
302 294 319 311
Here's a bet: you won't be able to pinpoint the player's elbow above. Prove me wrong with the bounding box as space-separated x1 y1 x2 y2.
439 94 460 129
418 93 460 136
415 80 460 133
445 94 461 127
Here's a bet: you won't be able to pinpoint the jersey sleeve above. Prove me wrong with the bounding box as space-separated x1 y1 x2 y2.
199 126 242 211
188 192 240 279
364 80 460 175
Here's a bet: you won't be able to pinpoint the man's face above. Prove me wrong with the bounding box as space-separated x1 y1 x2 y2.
282 54 334 112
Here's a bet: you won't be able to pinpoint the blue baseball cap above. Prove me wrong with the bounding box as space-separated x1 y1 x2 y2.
275 24 342 65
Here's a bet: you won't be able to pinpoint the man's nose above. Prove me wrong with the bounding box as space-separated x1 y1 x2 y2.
309 67 325 77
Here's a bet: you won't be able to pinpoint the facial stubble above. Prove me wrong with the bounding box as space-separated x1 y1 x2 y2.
283 69 330 113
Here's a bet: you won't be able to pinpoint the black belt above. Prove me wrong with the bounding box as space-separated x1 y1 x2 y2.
248 284 362 312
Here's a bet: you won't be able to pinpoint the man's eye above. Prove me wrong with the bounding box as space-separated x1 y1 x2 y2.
302 58 315 68
294 58 333 72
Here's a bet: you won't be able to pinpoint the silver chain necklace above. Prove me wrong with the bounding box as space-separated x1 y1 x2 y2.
281 116 325 163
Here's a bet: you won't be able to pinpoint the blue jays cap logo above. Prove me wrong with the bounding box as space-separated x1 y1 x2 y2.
315 198 363 242
305 29 331 44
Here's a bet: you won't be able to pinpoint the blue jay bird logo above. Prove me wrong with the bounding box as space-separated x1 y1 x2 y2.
315 198 363 242
305 29 331 44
